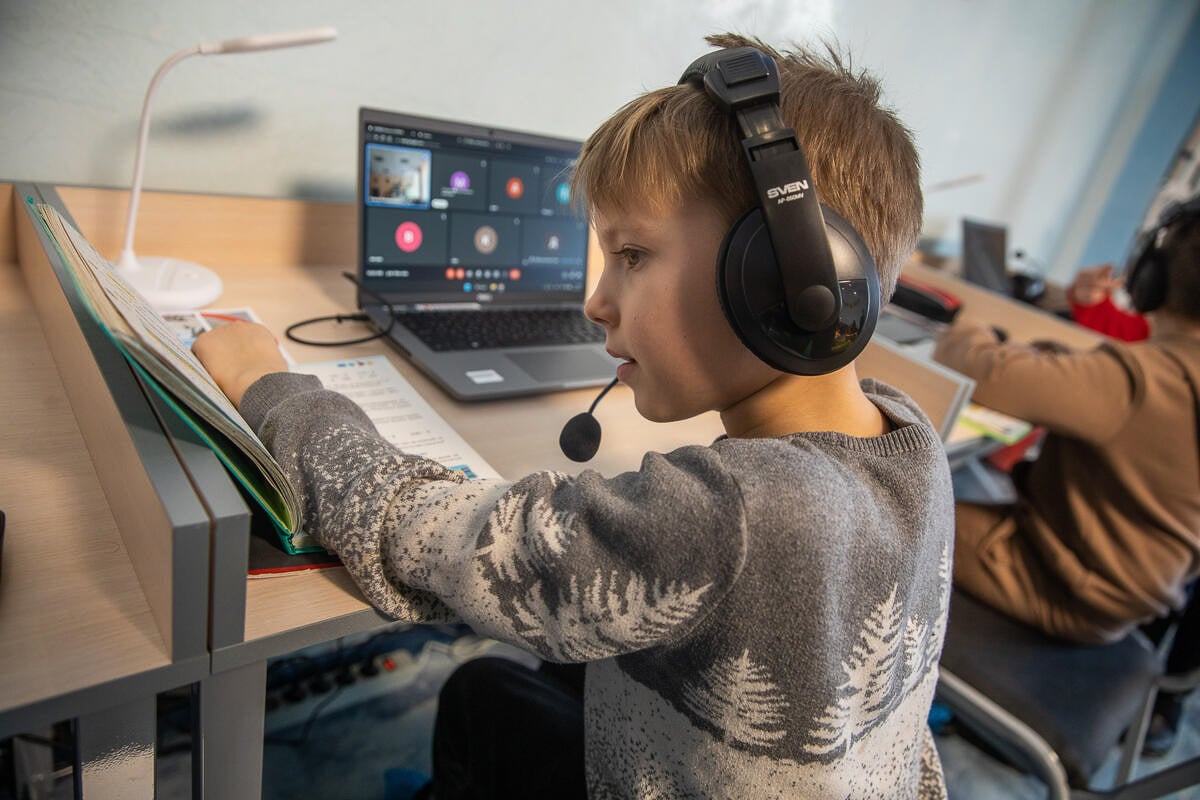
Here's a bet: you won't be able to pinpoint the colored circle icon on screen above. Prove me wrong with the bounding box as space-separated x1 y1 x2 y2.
450 171 471 191
556 182 570 205
395 221 423 253
474 225 499 255
506 177 524 199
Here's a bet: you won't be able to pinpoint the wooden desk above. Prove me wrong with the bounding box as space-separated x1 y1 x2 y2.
1 184 210 799
19 184 978 799
903 259 1103 350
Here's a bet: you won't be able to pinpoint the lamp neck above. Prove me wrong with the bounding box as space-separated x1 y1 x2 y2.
120 45 203 261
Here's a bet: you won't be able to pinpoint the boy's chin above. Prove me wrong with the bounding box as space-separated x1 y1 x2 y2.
632 394 702 424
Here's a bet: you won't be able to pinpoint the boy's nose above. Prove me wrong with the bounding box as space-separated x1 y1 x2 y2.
584 286 613 328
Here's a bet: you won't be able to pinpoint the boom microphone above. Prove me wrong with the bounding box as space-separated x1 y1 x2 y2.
559 377 619 462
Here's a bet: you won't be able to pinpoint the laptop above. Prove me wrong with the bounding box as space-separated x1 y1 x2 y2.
960 218 1012 294
355 107 618 401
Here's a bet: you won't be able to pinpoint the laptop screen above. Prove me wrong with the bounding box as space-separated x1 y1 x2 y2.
358 107 589 307
960 218 1011 294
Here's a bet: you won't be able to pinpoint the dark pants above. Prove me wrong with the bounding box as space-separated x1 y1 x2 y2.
1158 580 1200 721
429 657 587 800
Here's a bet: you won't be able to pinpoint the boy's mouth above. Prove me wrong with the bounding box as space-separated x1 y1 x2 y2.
607 349 633 365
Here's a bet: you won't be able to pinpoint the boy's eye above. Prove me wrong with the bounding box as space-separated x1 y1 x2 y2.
613 247 644 268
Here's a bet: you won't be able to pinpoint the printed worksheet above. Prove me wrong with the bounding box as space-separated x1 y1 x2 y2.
299 356 502 480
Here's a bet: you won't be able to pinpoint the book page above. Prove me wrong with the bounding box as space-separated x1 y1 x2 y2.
948 402 1034 446
297 356 501 481
35 205 302 540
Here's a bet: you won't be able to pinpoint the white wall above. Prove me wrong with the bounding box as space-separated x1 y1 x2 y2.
2 0 1195 280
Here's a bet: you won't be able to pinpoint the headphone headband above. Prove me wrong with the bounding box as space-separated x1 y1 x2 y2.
679 48 779 112
680 47 840 332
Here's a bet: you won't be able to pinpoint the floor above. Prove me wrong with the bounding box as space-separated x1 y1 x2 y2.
5 622 1198 798
214 625 1200 799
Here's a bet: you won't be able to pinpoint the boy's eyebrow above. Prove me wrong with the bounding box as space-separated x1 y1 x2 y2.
594 216 660 243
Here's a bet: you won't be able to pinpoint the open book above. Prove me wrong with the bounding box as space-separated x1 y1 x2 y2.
34 203 498 554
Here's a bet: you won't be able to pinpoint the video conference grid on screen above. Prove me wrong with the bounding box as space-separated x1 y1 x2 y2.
362 121 587 298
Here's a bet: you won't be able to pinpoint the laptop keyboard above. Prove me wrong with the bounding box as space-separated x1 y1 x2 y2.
394 308 606 352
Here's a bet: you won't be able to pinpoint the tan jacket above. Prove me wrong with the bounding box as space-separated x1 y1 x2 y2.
935 321 1200 635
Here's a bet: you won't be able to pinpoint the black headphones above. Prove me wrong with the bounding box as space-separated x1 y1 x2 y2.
679 46 880 375
1125 194 1200 314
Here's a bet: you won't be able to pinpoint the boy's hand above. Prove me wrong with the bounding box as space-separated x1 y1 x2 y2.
1067 263 1122 307
192 321 288 407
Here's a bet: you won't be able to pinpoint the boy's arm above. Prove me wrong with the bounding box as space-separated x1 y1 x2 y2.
932 320 1137 442
240 373 746 662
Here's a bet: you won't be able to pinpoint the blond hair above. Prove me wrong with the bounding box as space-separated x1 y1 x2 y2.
571 34 922 300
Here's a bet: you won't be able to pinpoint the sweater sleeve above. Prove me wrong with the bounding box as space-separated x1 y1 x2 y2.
1070 296 1150 342
239 372 747 662
932 320 1138 442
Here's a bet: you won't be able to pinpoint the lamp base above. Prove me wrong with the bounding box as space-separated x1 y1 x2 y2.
118 255 224 311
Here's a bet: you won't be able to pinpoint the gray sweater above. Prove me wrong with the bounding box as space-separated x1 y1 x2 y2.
241 374 954 799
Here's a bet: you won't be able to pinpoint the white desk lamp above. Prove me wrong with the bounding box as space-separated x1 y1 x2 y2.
116 27 338 310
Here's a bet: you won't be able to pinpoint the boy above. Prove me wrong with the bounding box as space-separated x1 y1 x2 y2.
935 197 1200 754
935 198 1199 645
194 34 951 799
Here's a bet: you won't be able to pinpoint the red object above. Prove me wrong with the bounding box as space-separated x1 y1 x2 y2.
892 274 963 323
1069 297 1150 342
898 274 962 310
395 221 423 253
985 428 1046 473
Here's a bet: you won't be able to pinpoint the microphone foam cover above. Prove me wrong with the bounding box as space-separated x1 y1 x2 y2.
559 412 602 462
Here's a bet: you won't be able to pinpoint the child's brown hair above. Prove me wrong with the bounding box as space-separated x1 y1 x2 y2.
572 33 923 301
1163 211 1200 320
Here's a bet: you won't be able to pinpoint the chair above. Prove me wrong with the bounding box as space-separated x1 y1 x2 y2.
936 587 1200 799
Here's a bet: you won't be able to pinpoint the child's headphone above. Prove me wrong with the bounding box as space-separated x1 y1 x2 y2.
679 46 880 375
1125 194 1200 314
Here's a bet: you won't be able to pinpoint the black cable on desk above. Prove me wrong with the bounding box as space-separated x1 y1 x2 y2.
284 272 397 347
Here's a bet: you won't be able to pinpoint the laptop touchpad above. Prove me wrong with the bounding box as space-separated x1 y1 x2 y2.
506 349 616 382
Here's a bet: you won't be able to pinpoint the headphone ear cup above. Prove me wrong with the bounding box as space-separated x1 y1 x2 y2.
717 205 879 376
1126 245 1169 314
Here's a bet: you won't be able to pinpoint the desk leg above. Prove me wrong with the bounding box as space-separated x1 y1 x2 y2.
75 696 156 800
196 661 267 800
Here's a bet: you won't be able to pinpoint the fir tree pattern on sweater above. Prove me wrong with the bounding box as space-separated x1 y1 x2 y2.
474 470 715 661
803 544 951 757
681 649 790 747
